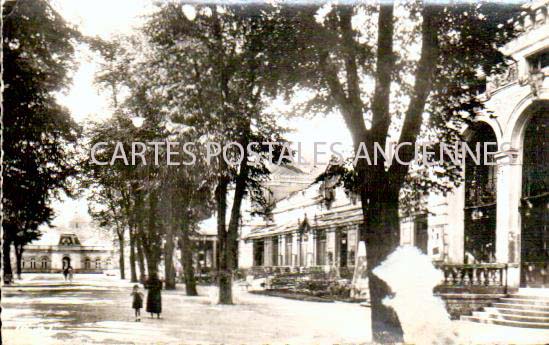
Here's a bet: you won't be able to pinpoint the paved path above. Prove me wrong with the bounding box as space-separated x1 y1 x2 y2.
2 274 370 345
3 274 549 345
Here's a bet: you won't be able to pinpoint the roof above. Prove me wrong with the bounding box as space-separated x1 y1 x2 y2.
242 181 362 240
244 203 362 240
29 210 113 248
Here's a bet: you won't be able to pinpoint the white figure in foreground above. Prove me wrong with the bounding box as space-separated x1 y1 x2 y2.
373 245 459 345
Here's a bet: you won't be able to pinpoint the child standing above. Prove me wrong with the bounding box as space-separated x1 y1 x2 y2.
131 284 144 322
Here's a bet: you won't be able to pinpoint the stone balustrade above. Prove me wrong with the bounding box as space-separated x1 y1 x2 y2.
511 1 548 34
435 263 508 293
486 63 518 94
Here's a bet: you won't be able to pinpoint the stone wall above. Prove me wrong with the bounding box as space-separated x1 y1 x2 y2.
437 293 505 320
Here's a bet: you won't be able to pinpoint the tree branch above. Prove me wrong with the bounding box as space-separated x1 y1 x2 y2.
389 8 440 183
370 4 395 143
319 51 367 143
339 7 363 117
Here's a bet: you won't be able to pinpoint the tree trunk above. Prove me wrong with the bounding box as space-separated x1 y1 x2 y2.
129 227 138 283
164 223 176 290
142 191 160 282
136 235 147 283
145 250 159 282
179 231 198 296
217 139 250 304
14 243 23 279
117 230 126 280
362 178 404 343
215 179 232 304
3 239 13 284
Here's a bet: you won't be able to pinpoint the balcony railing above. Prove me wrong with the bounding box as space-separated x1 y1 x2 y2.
486 63 518 95
435 263 508 293
511 2 548 36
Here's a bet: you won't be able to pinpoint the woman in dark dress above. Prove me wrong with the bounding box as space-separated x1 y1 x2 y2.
145 276 162 318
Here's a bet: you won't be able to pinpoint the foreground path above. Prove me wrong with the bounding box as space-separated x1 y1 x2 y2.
2 274 370 345
3 274 549 344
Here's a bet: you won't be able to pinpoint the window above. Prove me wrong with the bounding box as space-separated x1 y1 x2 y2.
272 237 279 266
95 258 102 269
414 214 428 255
41 257 49 269
464 123 498 263
528 50 549 73
85 258 91 269
285 234 293 266
30 257 36 269
337 230 348 267
253 240 264 266
316 230 327 265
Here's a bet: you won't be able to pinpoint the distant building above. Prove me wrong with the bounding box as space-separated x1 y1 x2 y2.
16 212 114 273
239 177 361 277
198 163 319 271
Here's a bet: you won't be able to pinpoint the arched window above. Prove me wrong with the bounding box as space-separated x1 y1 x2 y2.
464 122 498 263
95 258 102 269
521 107 548 287
41 257 49 269
105 258 112 269
30 257 36 269
84 257 91 269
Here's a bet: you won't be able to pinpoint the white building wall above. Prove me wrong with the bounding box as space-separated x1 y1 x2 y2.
238 239 254 269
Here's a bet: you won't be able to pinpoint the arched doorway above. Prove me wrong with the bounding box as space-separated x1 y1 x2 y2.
84 257 91 270
520 105 548 287
62 256 71 270
464 122 498 263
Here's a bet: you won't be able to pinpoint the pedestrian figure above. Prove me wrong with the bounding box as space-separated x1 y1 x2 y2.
145 276 162 319
131 284 144 322
67 265 74 284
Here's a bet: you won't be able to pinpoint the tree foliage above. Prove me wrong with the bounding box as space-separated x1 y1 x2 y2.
2 0 81 281
142 2 291 303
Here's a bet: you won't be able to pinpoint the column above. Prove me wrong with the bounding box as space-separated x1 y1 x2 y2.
445 184 465 263
264 238 273 267
291 233 298 267
495 149 522 289
279 235 286 266
309 232 316 266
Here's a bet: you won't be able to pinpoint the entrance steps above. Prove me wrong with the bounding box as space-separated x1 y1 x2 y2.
461 292 549 329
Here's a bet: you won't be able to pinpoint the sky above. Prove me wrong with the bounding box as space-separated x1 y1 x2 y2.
47 0 353 229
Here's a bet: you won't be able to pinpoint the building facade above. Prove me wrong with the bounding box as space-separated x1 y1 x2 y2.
401 0 548 290
202 2 548 299
16 213 114 274
240 177 361 278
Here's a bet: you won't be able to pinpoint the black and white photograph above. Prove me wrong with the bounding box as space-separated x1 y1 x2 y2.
2 0 548 344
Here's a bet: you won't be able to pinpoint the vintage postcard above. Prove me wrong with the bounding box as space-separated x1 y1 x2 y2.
2 0 548 344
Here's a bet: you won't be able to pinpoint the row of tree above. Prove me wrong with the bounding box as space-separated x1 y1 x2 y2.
95 3 516 342
3 0 81 283
4 1 520 342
